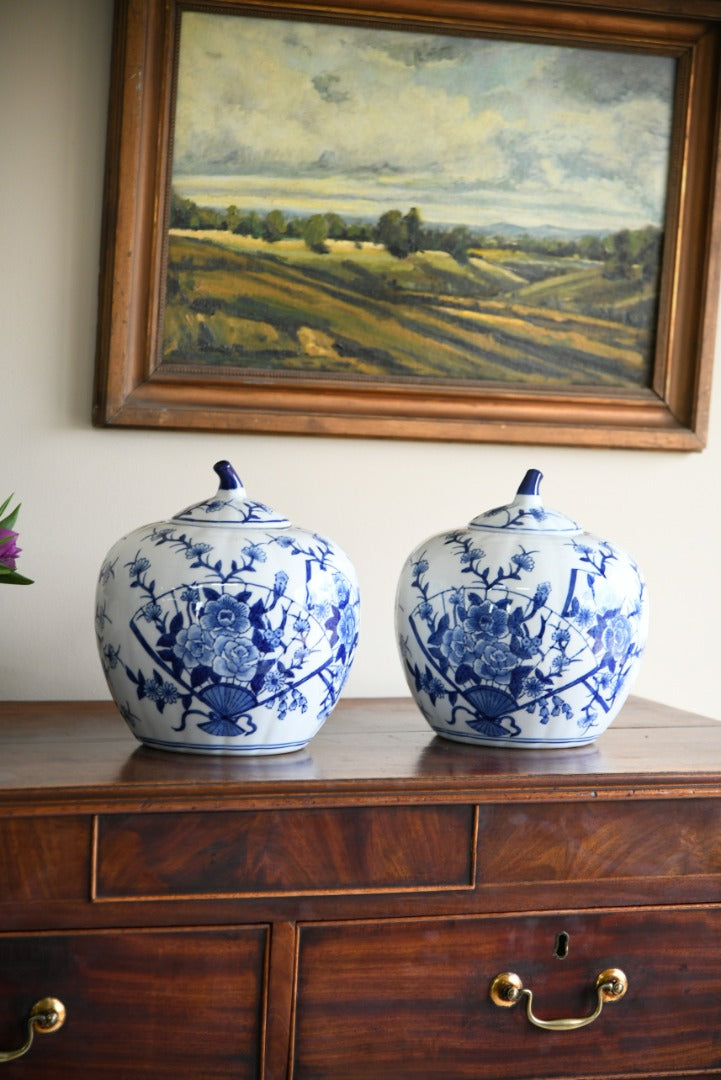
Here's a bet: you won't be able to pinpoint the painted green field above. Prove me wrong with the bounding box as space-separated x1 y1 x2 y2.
162 230 655 388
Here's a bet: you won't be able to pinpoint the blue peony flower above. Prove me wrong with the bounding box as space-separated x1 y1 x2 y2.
173 624 214 669
603 614 632 658
337 605 357 646
464 600 508 640
201 595 251 636
442 624 472 666
333 573 351 606
474 641 517 684
212 634 260 680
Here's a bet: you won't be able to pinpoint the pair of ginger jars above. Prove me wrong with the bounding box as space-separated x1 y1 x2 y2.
95 461 649 756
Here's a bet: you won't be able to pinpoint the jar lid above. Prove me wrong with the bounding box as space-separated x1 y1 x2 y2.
469 469 581 534
172 461 291 528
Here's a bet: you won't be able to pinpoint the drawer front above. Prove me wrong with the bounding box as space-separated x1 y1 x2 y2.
0 818 89 903
292 907 721 1078
0 927 266 1078
477 798 721 887
95 805 475 899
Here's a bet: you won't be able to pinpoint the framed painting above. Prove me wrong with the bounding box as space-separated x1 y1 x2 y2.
93 0 721 448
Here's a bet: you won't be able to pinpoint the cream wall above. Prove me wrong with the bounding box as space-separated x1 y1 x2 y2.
2 0 720 719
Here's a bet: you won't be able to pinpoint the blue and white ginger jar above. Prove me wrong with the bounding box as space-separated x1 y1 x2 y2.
96 460 360 755
395 469 648 748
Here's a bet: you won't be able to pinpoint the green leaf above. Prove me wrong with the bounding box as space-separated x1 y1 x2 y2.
0 494 12 518
0 569 33 585
0 498 20 532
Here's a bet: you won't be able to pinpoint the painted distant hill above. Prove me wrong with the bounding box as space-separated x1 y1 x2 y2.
481 222 612 241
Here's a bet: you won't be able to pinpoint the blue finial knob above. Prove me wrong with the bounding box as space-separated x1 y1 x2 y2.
213 460 243 491
516 469 543 496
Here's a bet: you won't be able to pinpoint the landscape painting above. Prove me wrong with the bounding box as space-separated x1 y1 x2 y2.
163 8 677 391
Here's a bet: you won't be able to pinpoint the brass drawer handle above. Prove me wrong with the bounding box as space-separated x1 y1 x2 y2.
0 998 66 1063
490 968 627 1031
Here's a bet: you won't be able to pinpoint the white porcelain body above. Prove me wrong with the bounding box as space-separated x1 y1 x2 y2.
95 463 360 755
395 473 648 748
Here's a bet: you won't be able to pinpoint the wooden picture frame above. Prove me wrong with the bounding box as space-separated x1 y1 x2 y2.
93 0 721 449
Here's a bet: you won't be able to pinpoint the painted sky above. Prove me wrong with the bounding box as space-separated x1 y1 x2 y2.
171 10 676 234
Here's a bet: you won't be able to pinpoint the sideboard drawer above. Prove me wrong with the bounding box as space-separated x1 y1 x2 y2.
0 818 89 903
95 805 475 900
477 798 721 887
292 907 721 1078
0 927 266 1078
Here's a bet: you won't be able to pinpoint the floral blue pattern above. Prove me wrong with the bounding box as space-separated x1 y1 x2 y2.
96 463 360 754
396 471 648 748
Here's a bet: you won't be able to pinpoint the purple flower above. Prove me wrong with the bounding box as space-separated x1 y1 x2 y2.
0 528 21 570
0 494 33 584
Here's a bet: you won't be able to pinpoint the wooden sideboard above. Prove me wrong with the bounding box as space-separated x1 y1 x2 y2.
3 696 721 1077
